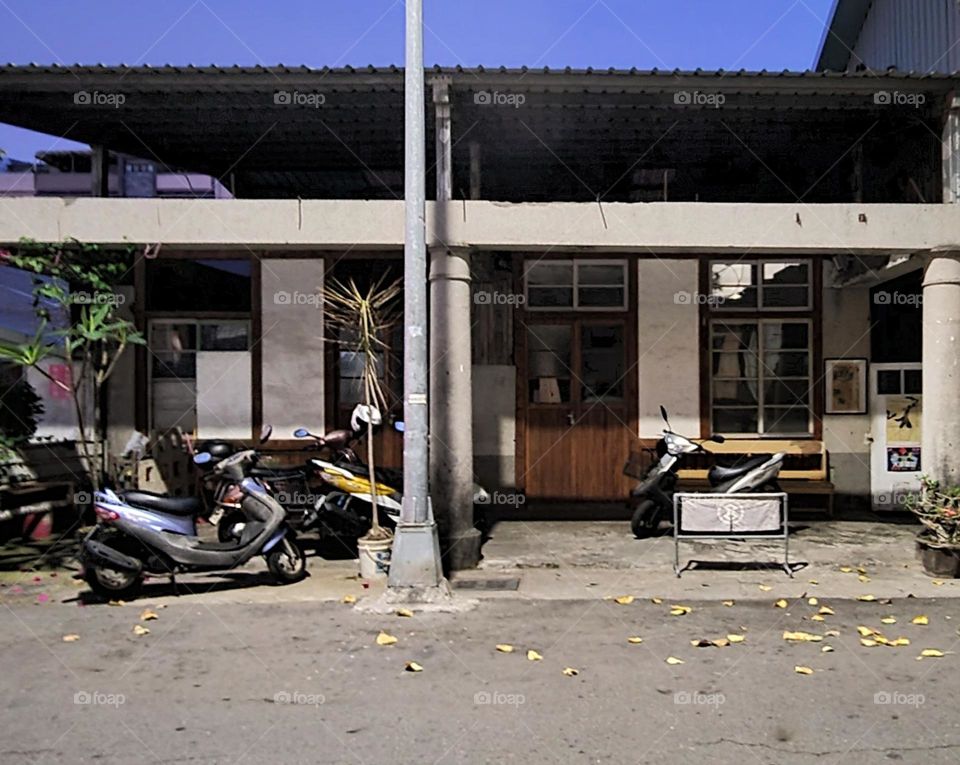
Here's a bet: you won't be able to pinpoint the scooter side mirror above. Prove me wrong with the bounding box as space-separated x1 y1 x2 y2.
709 434 726 444
293 428 310 439
193 452 213 466
259 424 273 444
659 405 670 424
394 421 405 433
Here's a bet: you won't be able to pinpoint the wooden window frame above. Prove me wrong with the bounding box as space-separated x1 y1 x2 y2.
524 258 629 312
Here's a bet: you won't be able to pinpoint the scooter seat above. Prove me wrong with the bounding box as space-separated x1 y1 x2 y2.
707 455 772 485
122 490 202 517
249 466 306 480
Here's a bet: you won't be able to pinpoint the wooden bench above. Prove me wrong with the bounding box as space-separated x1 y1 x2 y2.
676 439 835 518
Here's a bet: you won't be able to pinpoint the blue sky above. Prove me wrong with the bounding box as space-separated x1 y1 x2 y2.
0 0 836 159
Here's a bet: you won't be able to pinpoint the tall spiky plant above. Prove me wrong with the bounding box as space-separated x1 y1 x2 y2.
322 275 402 539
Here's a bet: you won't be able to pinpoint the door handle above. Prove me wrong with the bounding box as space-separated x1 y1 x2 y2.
566 411 575 425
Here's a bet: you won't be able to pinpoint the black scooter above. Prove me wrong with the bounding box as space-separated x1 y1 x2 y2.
80 450 306 601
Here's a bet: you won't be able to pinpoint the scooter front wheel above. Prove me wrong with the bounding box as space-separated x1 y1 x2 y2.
630 499 660 539
267 536 307 584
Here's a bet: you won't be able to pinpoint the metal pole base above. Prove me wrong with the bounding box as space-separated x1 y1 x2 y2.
388 520 443 589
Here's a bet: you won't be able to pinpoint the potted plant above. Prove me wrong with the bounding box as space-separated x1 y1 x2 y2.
321 275 402 578
906 476 960 578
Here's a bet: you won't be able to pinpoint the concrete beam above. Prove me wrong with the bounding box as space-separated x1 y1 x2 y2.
3 198 960 255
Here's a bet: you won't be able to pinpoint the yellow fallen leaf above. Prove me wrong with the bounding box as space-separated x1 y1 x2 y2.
775 599 788 609
758 585 773 592
807 597 818 606
912 615 929 625
794 666 814 675
889 638 911 647
139 609 158 622
874 635 890 646
651 597 663 604
722 600 735 607
376 631 398 646
858 575 871 583
839 566 854 573
920 649 945 658
495 644 514 653
808 579 819 585
396 608 414 618
562 667 579 676
665 656 684 665
527 650 543 661
726 634 746 643
860 638 878 647
614 595 635 605
825 630 841 637
627 636 644 644
405 661 423 672
880 616 897 625
783 631 823 642
62 634 80 642
132 625 150 636
819 606 835 615
857 626 876 637
857 595 877 602
711 638 731 647
810 614 825 622
669 605 692 616
932 580 945 586
857 566 867 575
821 645 834 653
341 595 356 604
108 600 125 606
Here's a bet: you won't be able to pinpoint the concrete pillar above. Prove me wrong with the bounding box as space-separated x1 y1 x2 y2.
90 145 109 197
429 245 481 570
922 251 960 485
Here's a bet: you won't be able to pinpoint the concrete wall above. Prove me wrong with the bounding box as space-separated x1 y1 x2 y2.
637 259 701 438
821 261 872 501
472 364 516 490
260 259 325 435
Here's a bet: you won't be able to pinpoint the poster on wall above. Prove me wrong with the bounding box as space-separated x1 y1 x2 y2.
887 446 921 472
885 395 921 444
825 358 867 414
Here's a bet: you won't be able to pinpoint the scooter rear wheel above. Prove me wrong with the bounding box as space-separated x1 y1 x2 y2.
84 564 143 601
630 499 659 539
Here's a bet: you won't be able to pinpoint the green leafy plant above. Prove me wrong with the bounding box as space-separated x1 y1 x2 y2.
322 276 402 540
0 240 144 490
905 476 960 546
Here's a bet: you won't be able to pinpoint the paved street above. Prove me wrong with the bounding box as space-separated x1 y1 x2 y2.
3 586 960 764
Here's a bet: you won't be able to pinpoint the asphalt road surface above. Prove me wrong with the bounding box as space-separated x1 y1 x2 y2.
2 594 960 764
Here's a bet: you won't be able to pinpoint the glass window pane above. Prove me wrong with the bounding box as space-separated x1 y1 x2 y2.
151 323 196 352
578 287 624 308
764 379 810 406
713 408 758 434
763 322 808 350
713 379 759 406
877 370 901 394
528 325 572 403
904 369 922 395
712 352 758 379
763 352 809 377
763 286 809 308
763 262 809 285
763 407 810 434
526 263 573 286
151 352 196 379
712 323 760 353
580 325 624 402
528 287 574 308
711 263 758 308
578 264 624 286
200 323 249 351
146 259 251 312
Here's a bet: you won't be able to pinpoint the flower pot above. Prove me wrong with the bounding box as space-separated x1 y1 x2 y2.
916 533 960 578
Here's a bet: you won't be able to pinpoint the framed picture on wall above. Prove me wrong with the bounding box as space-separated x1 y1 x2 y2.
825 358 868 415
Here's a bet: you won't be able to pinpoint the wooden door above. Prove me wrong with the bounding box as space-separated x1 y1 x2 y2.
521 319 635 500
